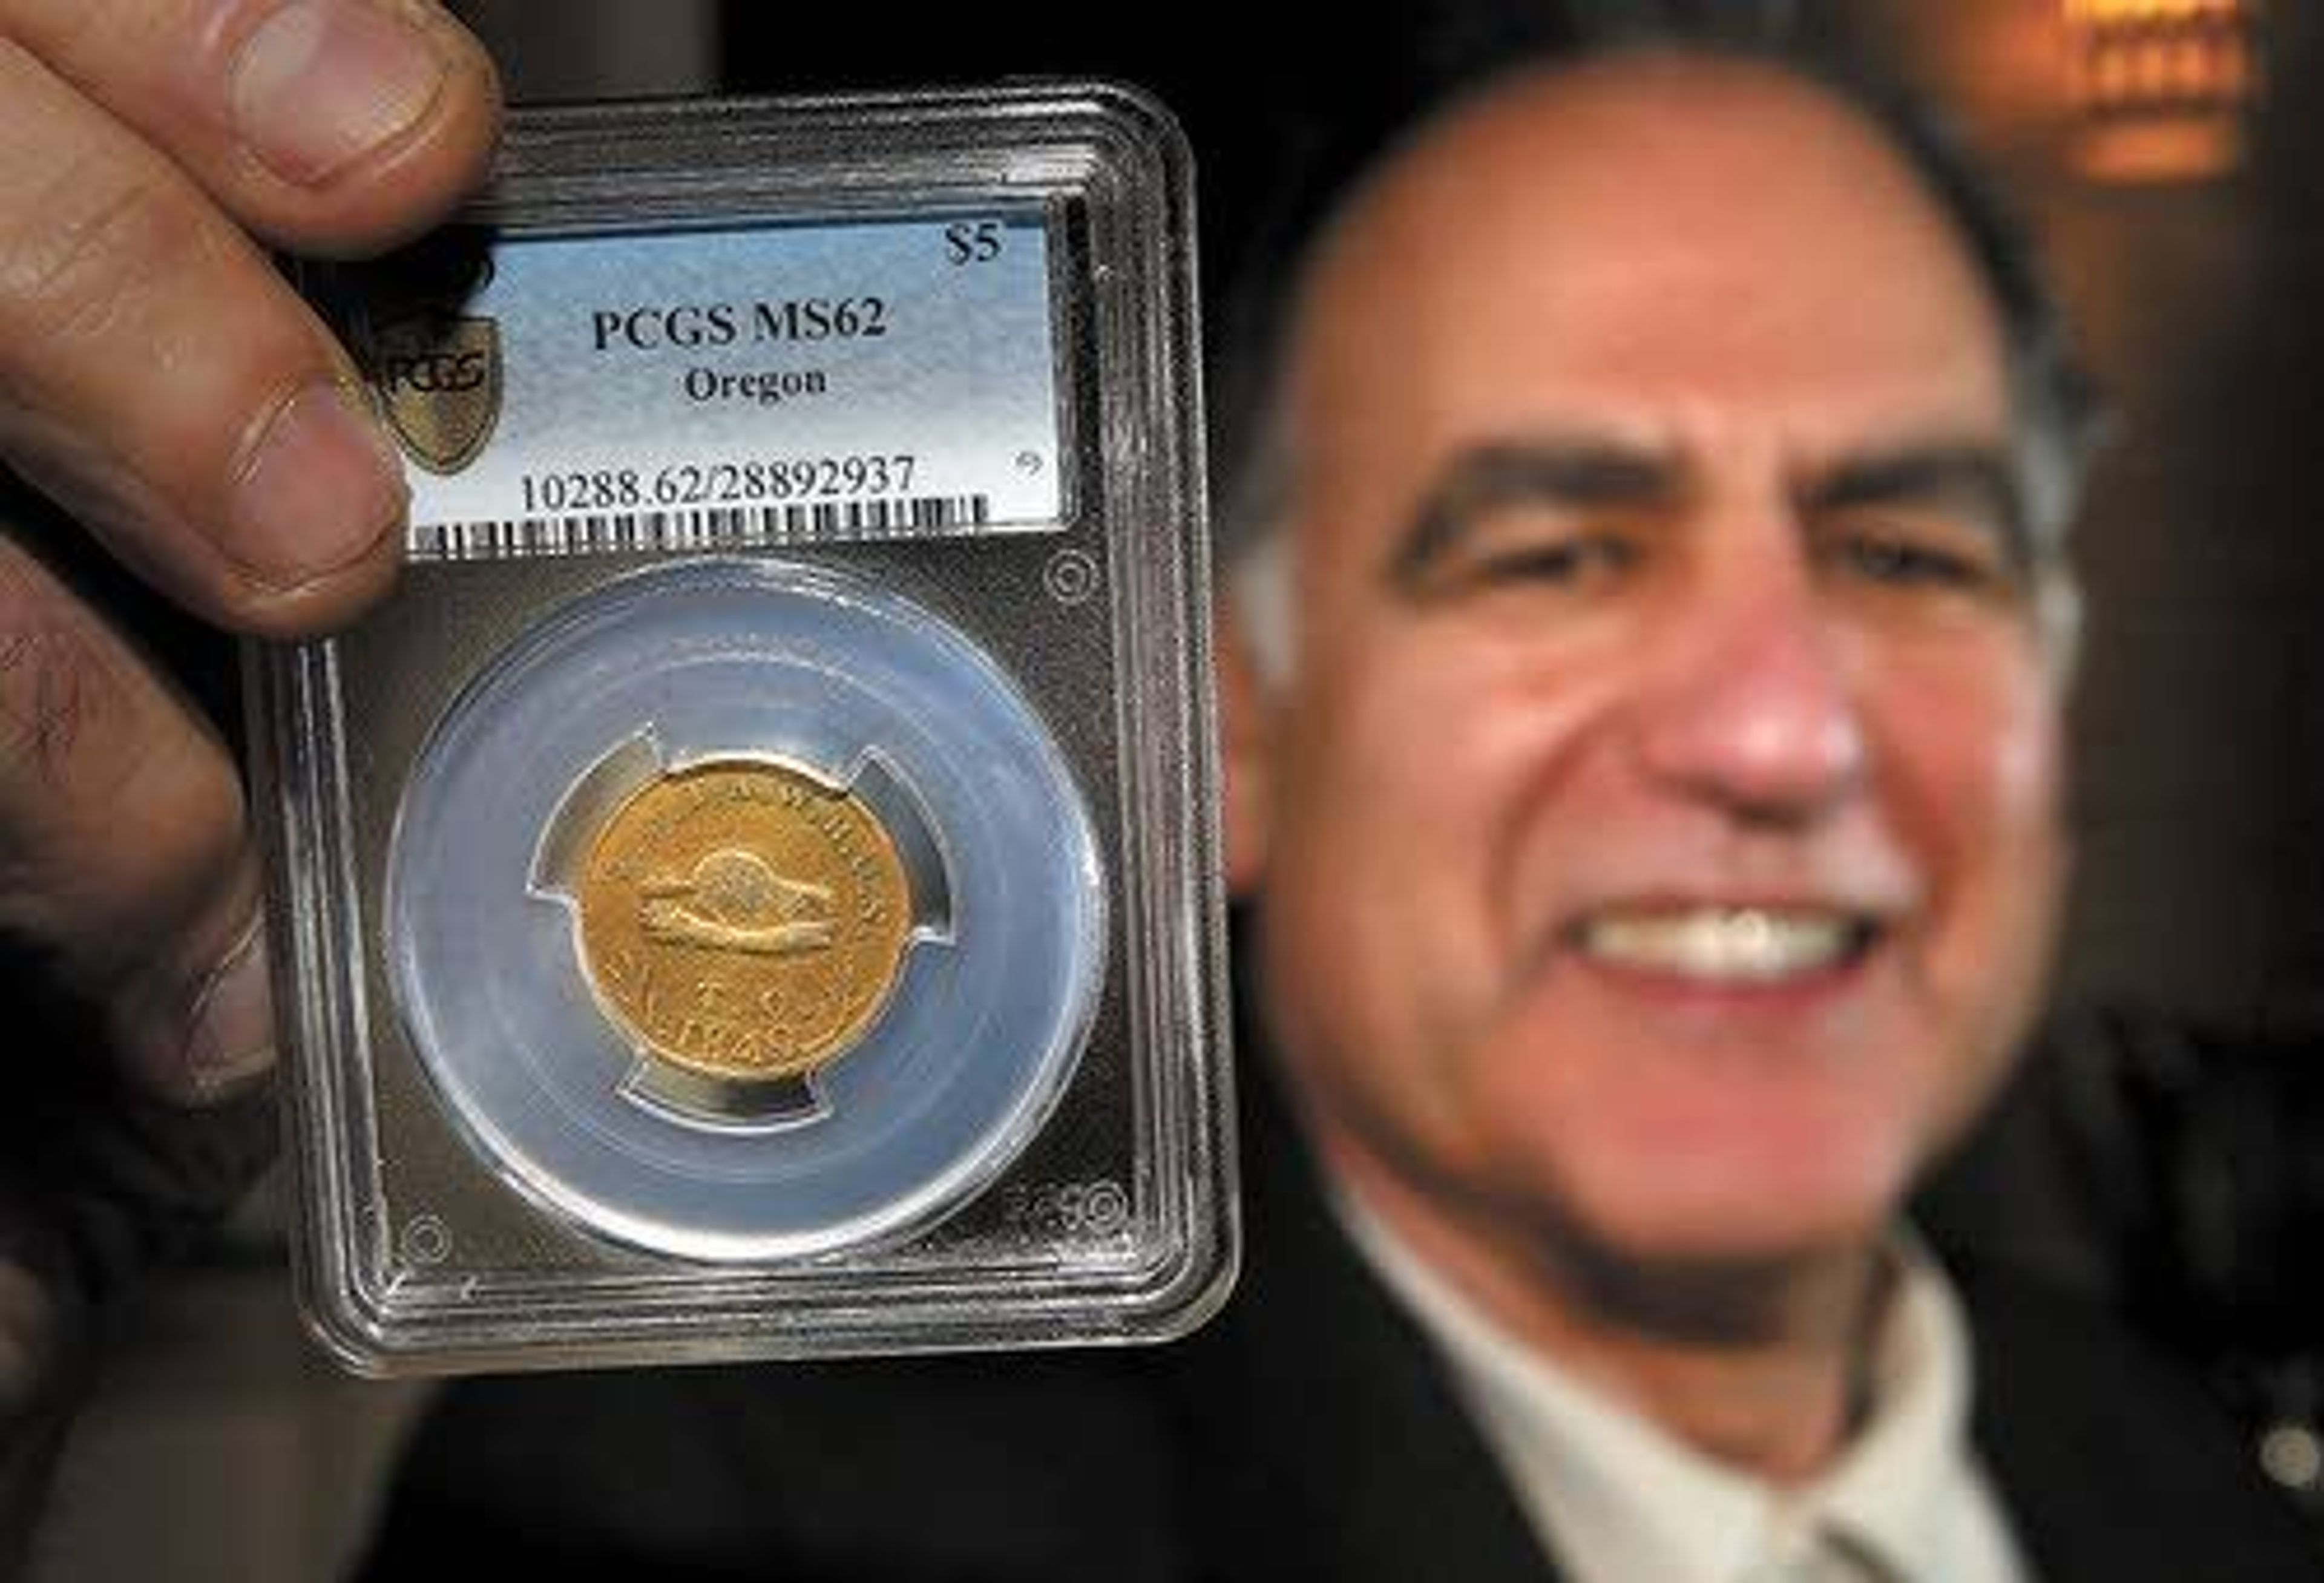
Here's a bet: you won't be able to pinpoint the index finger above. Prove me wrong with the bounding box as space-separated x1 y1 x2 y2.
4 0 499 255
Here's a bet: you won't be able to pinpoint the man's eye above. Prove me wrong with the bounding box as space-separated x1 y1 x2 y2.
1461 532 1641 589
1822 523 2017 599
1840 538 1978 585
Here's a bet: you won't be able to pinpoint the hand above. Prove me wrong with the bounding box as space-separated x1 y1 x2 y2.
0 0 499 1535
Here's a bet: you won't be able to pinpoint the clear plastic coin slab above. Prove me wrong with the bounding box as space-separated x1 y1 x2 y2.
246 87 1234 1373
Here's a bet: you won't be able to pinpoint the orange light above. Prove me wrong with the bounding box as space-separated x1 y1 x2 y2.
2062 0 2262 180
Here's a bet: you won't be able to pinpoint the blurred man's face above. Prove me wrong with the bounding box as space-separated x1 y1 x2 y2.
1236 57 2069 1283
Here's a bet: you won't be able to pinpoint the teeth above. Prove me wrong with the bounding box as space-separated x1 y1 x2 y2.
1577 908 1863 983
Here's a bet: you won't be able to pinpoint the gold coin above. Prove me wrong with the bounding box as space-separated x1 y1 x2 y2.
576 760 912 1081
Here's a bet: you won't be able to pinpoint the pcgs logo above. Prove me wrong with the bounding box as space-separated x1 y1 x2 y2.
366 312 503 475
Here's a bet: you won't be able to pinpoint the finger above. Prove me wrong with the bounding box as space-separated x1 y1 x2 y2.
0 527 271 1105
4 0 500 256
0 38 410 636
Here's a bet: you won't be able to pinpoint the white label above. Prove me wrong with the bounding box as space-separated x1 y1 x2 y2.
348 211 1065 559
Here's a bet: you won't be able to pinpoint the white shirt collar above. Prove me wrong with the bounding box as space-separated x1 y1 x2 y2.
1337 1198 2027 1583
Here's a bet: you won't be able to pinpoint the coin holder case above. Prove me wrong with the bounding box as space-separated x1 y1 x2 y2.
246 87 1234 1373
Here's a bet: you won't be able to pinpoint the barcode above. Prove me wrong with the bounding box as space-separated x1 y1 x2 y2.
407 493 999 560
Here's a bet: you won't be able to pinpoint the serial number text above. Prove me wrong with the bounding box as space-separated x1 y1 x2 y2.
519 455 920 515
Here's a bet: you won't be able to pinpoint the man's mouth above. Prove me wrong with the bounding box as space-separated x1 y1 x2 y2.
1571 906 1880 985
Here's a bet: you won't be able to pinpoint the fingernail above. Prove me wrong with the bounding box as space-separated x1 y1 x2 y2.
226 380 405 587
230 1 448 187
177 919 277 1101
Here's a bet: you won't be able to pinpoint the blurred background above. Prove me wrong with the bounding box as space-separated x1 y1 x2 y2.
25 0 2324 1575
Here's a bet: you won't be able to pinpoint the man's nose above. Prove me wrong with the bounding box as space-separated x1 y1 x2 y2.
1627 554 1869 825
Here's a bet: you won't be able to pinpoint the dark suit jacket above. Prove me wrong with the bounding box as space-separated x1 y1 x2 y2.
363 1075 2323 1582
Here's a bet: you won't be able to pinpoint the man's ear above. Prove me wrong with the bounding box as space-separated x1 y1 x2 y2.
1216 601 1273 897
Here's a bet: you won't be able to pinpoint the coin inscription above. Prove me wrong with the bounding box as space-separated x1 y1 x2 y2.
578 761 911 1080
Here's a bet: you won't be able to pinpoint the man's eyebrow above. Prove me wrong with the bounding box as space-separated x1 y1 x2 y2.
1799 444 2032 570
1391 439 1684 591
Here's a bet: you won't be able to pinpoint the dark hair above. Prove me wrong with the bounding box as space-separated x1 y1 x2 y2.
1210 4 2103 562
